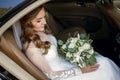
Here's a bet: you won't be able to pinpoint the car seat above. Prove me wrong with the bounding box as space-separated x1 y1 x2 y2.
0 21 48 80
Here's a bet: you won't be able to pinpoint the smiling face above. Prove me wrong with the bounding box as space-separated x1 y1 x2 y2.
31 8 46 32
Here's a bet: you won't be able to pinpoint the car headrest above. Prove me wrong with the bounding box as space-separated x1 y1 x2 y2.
12 21 23 50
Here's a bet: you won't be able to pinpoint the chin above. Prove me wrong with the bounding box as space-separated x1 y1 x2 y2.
40 29 45 32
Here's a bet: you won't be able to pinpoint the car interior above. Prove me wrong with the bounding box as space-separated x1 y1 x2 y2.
0 0 120 80
45 0 120 67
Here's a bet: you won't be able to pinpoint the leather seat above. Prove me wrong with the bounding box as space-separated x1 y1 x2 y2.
0 21 48 80
57 27 86 42
46 11 86 42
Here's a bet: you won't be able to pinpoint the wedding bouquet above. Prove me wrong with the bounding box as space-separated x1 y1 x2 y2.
58 33 98 68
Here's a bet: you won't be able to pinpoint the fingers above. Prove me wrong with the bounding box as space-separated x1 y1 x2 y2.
89 64 99 71
81 64 100 73
89 66 98 72
90 63 100 68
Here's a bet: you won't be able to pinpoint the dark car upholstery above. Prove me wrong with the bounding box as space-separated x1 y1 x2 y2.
46 10 87 42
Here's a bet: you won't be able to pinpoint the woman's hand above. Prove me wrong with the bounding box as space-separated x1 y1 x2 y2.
81 63 100 73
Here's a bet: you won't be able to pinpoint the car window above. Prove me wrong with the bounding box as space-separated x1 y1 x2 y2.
113 0 120 10
0 0 25 18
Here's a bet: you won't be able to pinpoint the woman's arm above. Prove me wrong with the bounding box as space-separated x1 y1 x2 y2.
26 46 80 79
26 41 99 79
26 46 52 74
25 42 81 79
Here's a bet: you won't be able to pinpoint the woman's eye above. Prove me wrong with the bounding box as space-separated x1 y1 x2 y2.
37 20 41 23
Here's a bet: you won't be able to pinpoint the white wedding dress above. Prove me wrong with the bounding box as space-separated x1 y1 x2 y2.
26 32 120 80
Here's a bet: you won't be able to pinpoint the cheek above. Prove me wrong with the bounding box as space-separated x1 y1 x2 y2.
33 23 45 31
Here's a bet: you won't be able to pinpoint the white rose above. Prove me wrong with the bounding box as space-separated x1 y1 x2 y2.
62 44 67 49
78 47 85 53
82 43 91 50
75 52 81 56
71 38 78 43
86 54 92 58
75 56 80 62
68 43 74 48
66 52 72 57
79 40 84 45
88 48 94 55
68 38 78 48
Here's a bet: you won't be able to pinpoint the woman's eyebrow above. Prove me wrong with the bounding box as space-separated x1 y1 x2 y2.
36 16 45 20
36 18 42 20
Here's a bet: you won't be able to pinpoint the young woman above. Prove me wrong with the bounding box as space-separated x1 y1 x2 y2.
20 5 120 80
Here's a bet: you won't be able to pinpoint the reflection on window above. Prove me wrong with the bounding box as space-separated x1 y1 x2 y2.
0 0 25 18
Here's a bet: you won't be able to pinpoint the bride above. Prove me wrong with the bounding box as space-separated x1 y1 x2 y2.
20 5 120 80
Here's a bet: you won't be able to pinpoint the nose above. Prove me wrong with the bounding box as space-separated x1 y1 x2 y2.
41 17 46 25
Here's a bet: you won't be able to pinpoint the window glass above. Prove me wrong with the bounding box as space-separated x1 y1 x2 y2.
113 0 120 9
0 0 25 18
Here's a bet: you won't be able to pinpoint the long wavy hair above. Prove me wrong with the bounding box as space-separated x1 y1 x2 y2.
20 5 52 55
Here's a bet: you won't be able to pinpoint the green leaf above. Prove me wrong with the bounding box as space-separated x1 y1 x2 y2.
78 59 84 67
80 34 87 39
66 56 73 61
88 55 97 65
58 40 63 46
68 48 76 53
76 40 81 46
94 52 99 55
